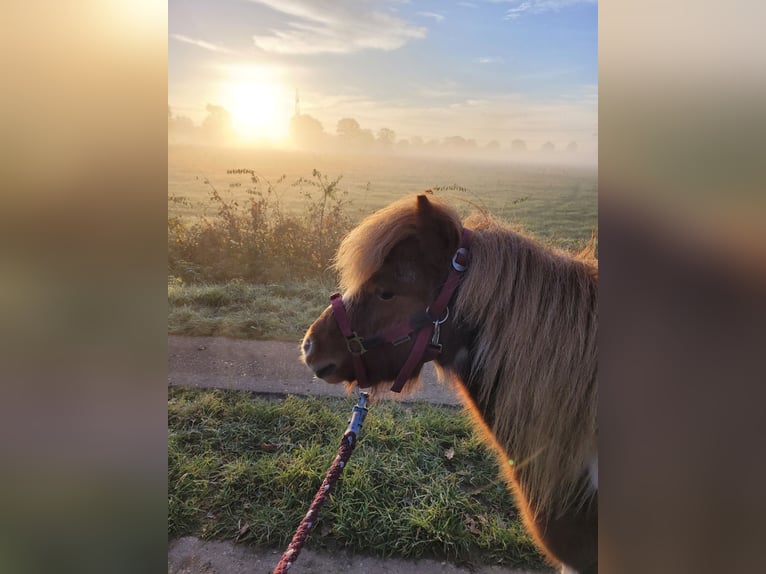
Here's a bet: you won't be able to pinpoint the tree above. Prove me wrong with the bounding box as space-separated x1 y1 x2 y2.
566 141 578 152
358 129 375 147
443 135 468 149
289 114 326 149
336 118 375 151
168 105 197 142
201 103 232 143
511 139 527 152
377 127 396 147
541 141 555 152
336 118 361 138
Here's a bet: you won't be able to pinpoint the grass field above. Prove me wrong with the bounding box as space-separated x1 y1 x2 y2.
169 144 597 251
168 144 597 336
168 280 329 341
168 387 548 569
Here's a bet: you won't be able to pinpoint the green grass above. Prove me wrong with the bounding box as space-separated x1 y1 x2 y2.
168 280 332 340
168 388 549 569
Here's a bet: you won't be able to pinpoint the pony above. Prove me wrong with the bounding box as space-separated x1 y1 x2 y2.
301 194 598 573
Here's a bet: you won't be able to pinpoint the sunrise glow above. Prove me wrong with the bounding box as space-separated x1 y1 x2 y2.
219 69 290 143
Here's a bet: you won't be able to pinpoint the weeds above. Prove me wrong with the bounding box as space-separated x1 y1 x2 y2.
168 169 353 284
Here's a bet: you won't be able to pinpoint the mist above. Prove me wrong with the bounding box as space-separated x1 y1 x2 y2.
168 103 597 168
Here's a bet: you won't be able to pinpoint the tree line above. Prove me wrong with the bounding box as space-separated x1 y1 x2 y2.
168 103 580 155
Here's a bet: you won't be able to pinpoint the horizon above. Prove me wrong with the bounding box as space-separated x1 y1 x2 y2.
169 0 597 160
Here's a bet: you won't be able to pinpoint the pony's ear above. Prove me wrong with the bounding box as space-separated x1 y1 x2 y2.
416 194 432 213
415 194 457 255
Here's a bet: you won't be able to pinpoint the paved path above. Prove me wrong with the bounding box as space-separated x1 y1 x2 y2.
168 335 462 405
168 536 545 574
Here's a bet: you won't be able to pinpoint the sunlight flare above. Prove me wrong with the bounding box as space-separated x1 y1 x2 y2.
218 67 290 143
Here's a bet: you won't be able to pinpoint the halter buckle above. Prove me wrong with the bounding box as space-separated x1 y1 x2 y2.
346 333 368 355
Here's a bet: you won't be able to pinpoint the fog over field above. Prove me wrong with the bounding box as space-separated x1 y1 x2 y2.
169 142 597 251
170 1 597 252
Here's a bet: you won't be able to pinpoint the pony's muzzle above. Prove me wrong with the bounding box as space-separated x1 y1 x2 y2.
302 335 313 358
314 363 336 379
302 333 337 380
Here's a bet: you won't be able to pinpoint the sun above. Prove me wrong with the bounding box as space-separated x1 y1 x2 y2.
220 74 290 144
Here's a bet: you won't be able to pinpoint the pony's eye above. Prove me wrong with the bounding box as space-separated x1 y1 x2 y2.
379 291 395 301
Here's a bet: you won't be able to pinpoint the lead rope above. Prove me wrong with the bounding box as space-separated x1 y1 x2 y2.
271 392 370 574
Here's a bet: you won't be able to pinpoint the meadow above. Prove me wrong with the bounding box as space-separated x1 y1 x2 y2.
167 145 596 568
168 144 597 337
169 144 597 251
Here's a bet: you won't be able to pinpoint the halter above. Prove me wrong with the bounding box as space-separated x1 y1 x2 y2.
330 228 472 393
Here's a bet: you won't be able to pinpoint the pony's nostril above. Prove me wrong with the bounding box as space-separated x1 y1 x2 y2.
315 363 336 379
302 337 313 356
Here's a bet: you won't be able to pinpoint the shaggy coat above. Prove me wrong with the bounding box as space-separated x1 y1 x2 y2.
303 194 598 573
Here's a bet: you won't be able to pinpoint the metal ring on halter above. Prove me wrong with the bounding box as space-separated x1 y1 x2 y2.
452 248 469 272
345 333 368 355
425 306 449 325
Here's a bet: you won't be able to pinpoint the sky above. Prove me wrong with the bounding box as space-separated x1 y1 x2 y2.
169 0 597 153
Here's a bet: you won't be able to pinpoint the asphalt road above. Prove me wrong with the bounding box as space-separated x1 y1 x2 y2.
168 335 462 405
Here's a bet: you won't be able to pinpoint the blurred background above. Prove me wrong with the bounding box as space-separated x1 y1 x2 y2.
1 1 764 572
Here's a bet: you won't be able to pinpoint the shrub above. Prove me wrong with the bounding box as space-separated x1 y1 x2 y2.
168 169 353 284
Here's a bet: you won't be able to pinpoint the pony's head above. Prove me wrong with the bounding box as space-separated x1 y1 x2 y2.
302 194 465 394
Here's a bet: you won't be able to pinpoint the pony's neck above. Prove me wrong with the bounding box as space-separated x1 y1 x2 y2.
435 328 501 436
433 224 598 517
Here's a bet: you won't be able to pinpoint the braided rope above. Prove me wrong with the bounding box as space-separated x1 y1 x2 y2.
272 394 368 573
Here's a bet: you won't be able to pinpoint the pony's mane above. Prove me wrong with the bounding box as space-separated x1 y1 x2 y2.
335 194 462 294
336 195 597 516
454 211 598 516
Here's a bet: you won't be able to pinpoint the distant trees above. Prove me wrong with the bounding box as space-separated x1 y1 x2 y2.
377 127 396 148
289 113 326 149
201 104 233 143
511 139 528 152
168 102 583 159
336 117 361 139
443 135 477 150
168 105 208 143
336 118 374 150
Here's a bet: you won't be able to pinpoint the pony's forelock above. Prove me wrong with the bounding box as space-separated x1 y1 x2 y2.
335 194 462 294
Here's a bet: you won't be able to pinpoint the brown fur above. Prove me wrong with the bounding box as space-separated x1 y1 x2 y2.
453 211 598 516
305 194 598 571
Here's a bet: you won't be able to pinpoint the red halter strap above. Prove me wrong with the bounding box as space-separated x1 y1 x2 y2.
330 228 472 393
330 292 371 388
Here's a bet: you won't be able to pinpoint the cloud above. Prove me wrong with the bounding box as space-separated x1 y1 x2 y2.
503 2 532 20
417 11 445 23
170 34 236 55
248 0 427 54
473 56 503 64
494 0 596 21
